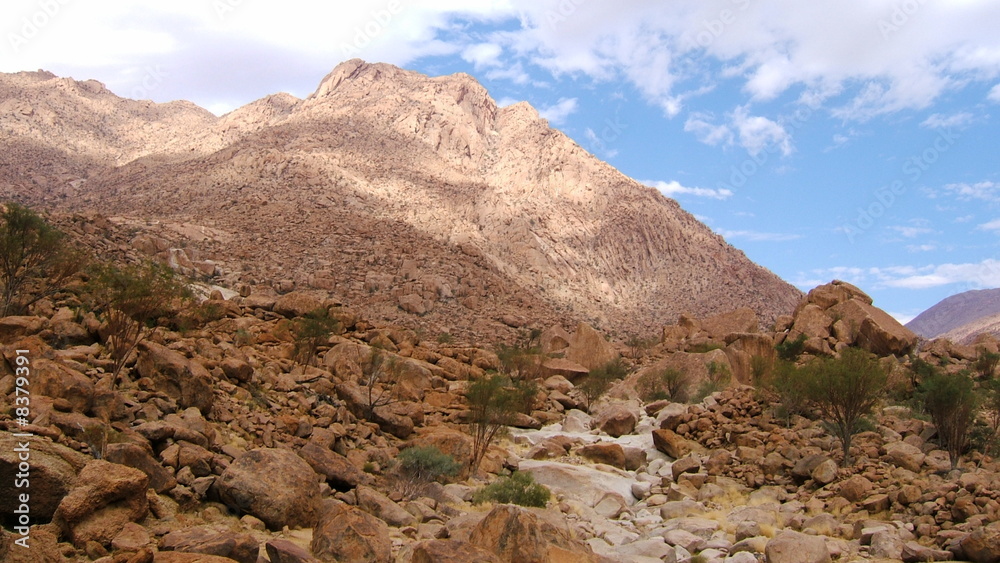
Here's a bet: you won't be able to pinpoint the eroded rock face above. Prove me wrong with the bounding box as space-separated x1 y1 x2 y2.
53 459 149 547
564 323 619 371
215 448 320 530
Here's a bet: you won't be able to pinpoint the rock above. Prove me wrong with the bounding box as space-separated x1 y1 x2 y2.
901 541 952 563
335 381 414 438
652 428 690 459
215 448 320 530
298 442 364 490
594 403 638 437
104 443 177 494
220 357 253 382
791 454 830 483
519 459 636 507
265 538 321 563
273 291 324 318
562 409 592 433
53 459 149 547
161 526 259 563
700 307 759 339
838 475 873 503
540 358 590 382
870 529 904 560
764 530 831 563
577 443 626 469
410 539 502 563
310 501 391 563
564 323 619 371
398 293 427 315
408 428 475 476
0 431 88 524
34 359 94 413
111 522 152 552
0 524 70 563
356 485 416 527
671 455 701 482
0 316 45 343
469 504 597 563
136 341 214 414
885 441 925 472
153 552 238 562
960 521 1000 563
540 325 573 355
811 458 838 485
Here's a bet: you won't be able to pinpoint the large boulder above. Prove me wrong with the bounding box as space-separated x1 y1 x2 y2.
0 432 88 525
764 530 831 563
468 504 598 563
136 341 214 414
564 323 618 371
273 291 324 318
594 402 639 437
310 501 391 563
298 442 365 490
960 521 1000 563
699 307 759 339
33 359 95 413
53 460 149 547
355 486 417 527
104 442 177 493
161 526 259 563
410 539 501 563
215 448 320 530
518 459 636 507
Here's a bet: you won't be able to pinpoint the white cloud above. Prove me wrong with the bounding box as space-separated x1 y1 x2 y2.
716 229 802 242
684 113 733 146
920 112 974 129
990 83 1000 103
945 181 1000 202
537 97 578 125
802 260 1000 291
979 218 1000 232
644 180 733 200
731 106 793 157
461 43 503 69
888 225 933 238
906 244 937 253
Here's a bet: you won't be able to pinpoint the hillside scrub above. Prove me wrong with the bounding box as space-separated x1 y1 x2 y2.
465 373 536 475
921 370 978 469
578 358 628 412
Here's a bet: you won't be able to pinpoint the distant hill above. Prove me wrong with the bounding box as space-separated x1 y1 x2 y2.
906 288 1000 340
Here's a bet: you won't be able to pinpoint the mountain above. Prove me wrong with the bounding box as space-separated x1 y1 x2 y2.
0 60 802 339
906 288 1000 341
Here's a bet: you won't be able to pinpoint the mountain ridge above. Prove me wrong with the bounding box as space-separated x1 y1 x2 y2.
0 59 802 339
906 287 1000 341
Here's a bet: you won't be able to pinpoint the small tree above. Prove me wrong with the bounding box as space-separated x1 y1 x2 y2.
921 371 978 470
358 347 401 421
768 360 811 427
292 307 340 366
578 358 628 412
974 348 1000 380
637 367 691 403
472 471 550 507
804 347 888 466
465 373 535 475
775 333 807 361
88 260 190 388
0 202 83 316
395 446 460 498
496 341 544 380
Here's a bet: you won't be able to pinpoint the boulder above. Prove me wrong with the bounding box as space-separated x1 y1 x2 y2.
310 501 391 563
577 443 626 469
104 442 177 493
699 307 759 339
469 504 598 563
811 458 838 485
960 521 1000 563
355 486 416 527
0 432 88 525
518 459 636 508
265 538 321 563
764 530 831 563
53 460 149 547
34 359 94 413
885 441 925 473
838 475 873 503
298 442 364 490
540 358 590 381
136 341 214 414
652 428 690 459
564 323 618 371
161 526 259 563
539 325 573 355
410 540 502 562
215 448 320 530
273 291 324 318
594 403 638 437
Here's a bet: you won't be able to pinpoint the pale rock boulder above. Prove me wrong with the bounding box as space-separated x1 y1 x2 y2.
698 307 759 339
564 322 618 371
540 325 573 355
518 459 637 508
764 530 831 563
273 291 324 318
33 358 94 413
409 539 502 563
594 402 639 437
885 441 926 473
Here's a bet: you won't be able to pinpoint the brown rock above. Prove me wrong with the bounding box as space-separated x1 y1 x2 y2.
310 501 391 563
0 524 70 563
885 441 925 472
34 358 95 413
699 307 759 339
153 553 238 563
0 431 88 524
53 459 149 547
468 504 598 563
540 358 590 382
355 485 417 527
215 448 320 530
161 526 258 563
104 443 177 494
960 521 1000 563
136 341 214 414
265 538 321 563
111 522 152 552
811 458 838 485
220 357 253 382
652 428 690 459
671 455 701 481
273 291 324 318
410 539 502 563
838 475 873 503
577 443 626 469
298 442 364 490
594 403 637 437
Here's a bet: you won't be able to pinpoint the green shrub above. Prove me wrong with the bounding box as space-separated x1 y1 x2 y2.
974 348 1000 380
578 358 628 412
472 471 550 508
465 373 536 474
775 333 807 361
920 370 977 469
292 307 340 365
766 359 811 426
398 446 460 483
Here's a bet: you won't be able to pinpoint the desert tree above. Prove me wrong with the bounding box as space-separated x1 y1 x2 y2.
0 202 84 316
804 347 888 466
465 373 535 475
578 358 628 412
292 307 340 366
921 370 978 470
637 366 692 403
974 348 1000 380
88 259 191 388
358 346 401 421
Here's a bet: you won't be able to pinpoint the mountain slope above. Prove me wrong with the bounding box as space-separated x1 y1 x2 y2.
906 288 1000 339
0 60 802 337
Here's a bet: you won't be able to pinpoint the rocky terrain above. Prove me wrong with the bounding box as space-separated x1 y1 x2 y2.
1 213 1000 563
0 60 801 341
906 289 1000 345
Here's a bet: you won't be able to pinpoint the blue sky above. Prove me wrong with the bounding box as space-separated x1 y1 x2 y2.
3 1 999 323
